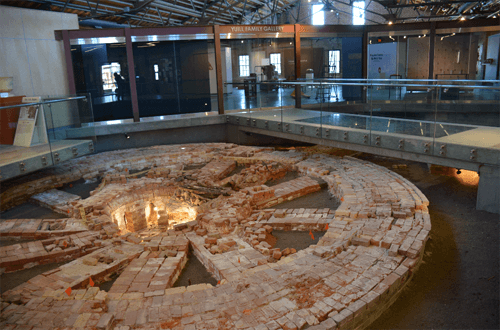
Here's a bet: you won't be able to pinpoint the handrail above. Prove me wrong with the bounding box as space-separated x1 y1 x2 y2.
226 78 500 84
0 96 87 111
307 78 500 83
224 80 500 90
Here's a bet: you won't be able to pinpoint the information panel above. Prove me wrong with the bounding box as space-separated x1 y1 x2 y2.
13 96 48 147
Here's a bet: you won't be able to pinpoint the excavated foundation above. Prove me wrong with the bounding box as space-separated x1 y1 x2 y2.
0 143 431 330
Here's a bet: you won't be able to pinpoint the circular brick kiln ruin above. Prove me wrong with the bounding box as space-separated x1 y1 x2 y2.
0 143 431 330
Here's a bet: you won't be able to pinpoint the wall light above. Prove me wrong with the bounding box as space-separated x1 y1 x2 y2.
125 134 130 139
460 16 466 21
388 21 393 25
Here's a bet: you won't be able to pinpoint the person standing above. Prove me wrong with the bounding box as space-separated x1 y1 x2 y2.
114 72 126 100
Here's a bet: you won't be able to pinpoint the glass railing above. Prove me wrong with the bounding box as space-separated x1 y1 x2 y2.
225 79 500 166
0 94 96 181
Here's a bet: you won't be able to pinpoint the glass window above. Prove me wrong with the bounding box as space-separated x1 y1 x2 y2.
72 43 134 122
154 64 159 81
132 40 213 117
328 50 340 74
239 55 250 77
312 4 324 25
102 62 121 91
270 53 282 75
353 1 365 25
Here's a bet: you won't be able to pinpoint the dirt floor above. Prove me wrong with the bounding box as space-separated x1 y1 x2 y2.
0 261 68 294
0 202 67 222
173 250 218 287
273 230 326 251
355 154 499 330
272 186 340 210
99 272 121 292
59 178 101 199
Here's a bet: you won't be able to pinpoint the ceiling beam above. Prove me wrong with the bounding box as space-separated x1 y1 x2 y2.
79 0 156 20
384 0 483 8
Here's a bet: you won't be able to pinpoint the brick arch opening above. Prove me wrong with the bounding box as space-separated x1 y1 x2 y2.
110 189 203 233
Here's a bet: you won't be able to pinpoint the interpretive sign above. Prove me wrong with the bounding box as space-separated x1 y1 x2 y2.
13 96 48 147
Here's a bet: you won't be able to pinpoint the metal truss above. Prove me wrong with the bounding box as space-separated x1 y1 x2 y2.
1 0 499 26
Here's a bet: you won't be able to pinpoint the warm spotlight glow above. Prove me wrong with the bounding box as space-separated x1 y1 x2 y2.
453 169 479 186
460 16 466 21
388 21 393 25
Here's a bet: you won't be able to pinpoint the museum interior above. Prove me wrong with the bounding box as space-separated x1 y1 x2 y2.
0 1 499 330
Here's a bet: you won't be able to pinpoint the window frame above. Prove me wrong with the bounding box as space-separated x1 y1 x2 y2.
239 55 250 77
312 4 325 26
270 53 282 75
101 62 121 92
154 63 159 81
328 50 341 75
353 1 365 25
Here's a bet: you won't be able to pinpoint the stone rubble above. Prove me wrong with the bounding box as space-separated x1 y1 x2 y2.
0 143 430 330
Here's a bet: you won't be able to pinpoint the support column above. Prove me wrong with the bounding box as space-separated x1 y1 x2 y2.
124 28 140 122
428 22 436 80
427 22 436 104
62 30 76 95
294 24 301 109
214 25 225 115
362 27 369 103
477 165 500 214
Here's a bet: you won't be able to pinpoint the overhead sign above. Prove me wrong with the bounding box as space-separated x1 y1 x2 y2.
220 25 294 34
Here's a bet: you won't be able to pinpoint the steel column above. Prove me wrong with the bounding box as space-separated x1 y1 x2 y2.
294 24 301 109
362 27 368 103
214 25 225 114
62 30 76 95
428 22 436 80
124 28 140 122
